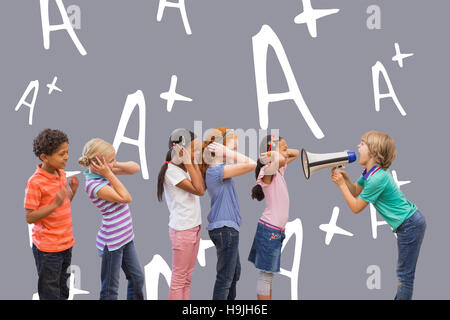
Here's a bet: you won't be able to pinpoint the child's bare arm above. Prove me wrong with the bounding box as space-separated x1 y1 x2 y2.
338 184 368 213
286 148 300 165
259 151 284 184
331 169 368 213
111 161 140 175
223 162 257 179
92 156 133 203
96 183 132 203
208 143 257 179
339 169 363 197
175 163 205 196
25 188 68 224
67 176 79 201
185 163 205 195
262 149 298 171
171 144 205 196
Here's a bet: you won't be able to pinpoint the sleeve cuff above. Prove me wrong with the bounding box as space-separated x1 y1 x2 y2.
359 195 372 204
93 181 109 198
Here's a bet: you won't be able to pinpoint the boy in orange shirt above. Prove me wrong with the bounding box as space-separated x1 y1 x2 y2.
24 129 79 300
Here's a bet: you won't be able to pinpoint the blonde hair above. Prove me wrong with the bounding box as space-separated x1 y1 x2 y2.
78 138 115 167
361 131 396 169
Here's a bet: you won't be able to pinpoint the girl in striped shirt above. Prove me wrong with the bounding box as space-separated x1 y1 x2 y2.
79 138 144 300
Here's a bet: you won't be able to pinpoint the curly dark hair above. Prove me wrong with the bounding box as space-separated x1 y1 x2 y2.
33 128 69 158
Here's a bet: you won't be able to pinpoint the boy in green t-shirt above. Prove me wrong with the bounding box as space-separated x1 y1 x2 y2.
331 130 426 300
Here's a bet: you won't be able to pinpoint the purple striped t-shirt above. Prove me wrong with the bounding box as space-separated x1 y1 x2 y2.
84 169 134 252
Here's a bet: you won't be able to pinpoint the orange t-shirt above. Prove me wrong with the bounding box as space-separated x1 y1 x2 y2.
24 164 75 252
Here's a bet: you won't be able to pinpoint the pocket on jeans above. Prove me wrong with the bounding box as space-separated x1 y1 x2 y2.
398 225 414 234
228 229 239 248
397 229 417 246
209 231 223 248
268 232 282 241
181 228 198 244
397 219 413 234
170 230 184 250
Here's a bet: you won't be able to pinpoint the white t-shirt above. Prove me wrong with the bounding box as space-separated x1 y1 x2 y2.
163 163 201 230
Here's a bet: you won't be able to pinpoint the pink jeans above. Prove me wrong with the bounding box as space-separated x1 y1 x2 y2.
168 225 201 300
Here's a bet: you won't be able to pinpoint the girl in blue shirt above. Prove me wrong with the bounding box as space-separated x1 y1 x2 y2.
201 127 257 300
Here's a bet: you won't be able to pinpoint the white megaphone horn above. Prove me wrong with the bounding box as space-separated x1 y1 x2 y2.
301 149 357 179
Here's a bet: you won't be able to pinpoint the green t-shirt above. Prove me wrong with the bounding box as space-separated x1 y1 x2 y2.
357 167 417 232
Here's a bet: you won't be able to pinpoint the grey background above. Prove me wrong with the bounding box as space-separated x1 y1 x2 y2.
0 0 448 299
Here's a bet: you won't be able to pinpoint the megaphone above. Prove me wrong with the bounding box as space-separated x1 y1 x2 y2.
301 149 357 179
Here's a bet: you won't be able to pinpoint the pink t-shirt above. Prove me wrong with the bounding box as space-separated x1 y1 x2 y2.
257 164 290 229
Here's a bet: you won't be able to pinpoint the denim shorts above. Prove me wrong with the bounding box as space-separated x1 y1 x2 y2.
248 220 286 273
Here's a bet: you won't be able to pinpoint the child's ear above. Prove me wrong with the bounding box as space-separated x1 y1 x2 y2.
39 154 47 162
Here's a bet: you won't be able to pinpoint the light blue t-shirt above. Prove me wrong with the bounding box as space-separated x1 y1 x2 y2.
205 163 241 232
357 166 417 232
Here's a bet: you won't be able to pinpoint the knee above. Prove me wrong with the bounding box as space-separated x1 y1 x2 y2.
257 271 274 296
136 271 145 286
128 270 145 288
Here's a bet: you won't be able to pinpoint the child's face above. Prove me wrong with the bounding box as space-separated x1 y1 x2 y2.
225 131 238 151
357 141 372 166
278 139 288 159
104 152 116 170
42 142 69 170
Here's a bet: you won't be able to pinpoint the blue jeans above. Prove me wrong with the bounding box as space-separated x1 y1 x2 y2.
32 244 72 300
208 227 241 300
100 241 145 300
395 210 426 300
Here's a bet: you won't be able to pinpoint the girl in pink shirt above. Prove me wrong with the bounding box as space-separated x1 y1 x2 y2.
248 135 299 300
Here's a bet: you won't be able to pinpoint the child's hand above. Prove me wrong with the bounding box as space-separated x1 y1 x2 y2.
260 151 285 175
331 168 345 186
259 151 272 165
68 176 79 192
336 168 349 181
90 156 113 178
172 143 192 165
207 142 230 159
55 187 69 207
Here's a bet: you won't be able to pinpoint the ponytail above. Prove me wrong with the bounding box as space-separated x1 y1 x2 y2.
251 135 286 201
157 150 172 202
251 135 272 201
251 159 265 201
